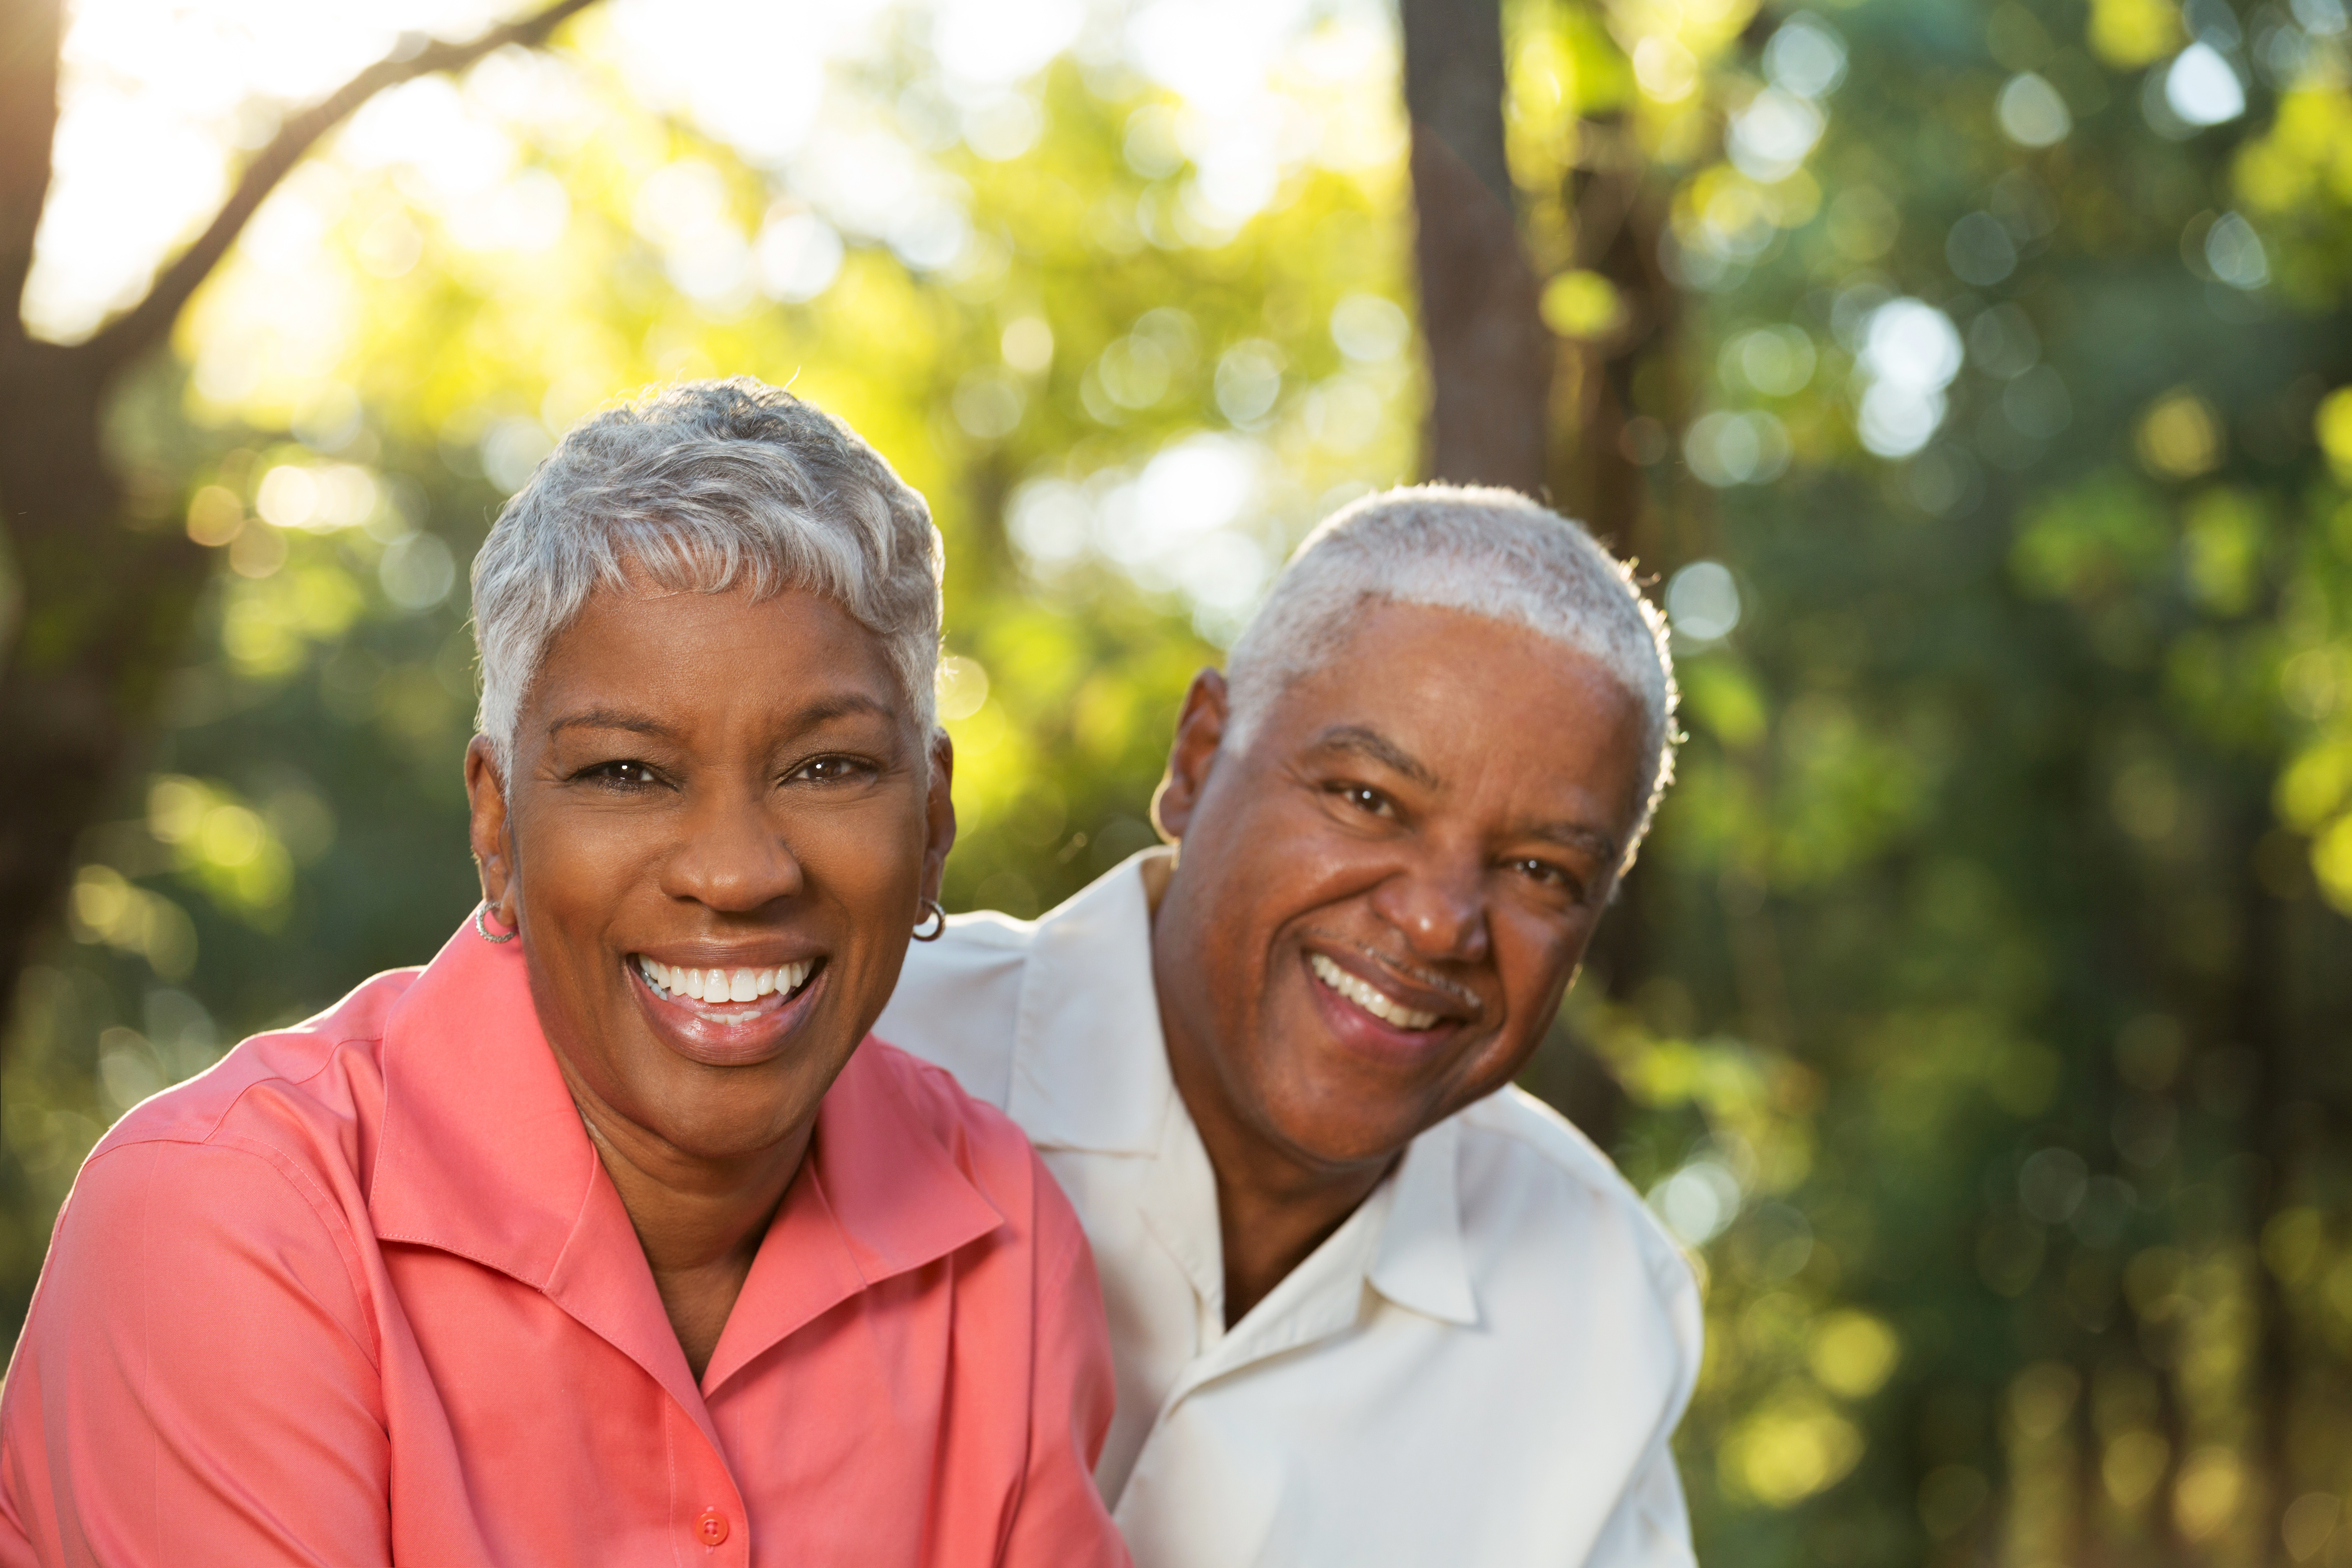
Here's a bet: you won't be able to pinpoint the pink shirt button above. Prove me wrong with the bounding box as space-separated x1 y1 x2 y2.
695 1508 730 1547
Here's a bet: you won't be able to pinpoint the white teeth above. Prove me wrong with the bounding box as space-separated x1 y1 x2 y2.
1308 953 1440 1030
635 956 815 1007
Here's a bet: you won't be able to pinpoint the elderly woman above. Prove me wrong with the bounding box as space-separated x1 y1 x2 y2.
0 381 1127 1567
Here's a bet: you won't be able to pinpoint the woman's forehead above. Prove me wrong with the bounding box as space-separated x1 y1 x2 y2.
529 587 904 724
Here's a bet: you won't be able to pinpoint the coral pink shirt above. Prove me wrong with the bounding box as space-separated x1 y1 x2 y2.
0 921 1127 1568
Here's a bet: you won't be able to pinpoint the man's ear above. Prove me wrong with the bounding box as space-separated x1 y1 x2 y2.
464 736 518 922
920 728 958 910
1149 668 1230 844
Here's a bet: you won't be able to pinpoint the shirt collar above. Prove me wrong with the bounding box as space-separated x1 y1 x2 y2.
369 918 602 1288
371 915 1005 1407
701 1043 1005 1392
1007 850 1176 1153
1368 1117 1479 1327
1013 852 1481 1330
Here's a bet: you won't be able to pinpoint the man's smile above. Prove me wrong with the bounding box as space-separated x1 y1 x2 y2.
1307 951 1441 1030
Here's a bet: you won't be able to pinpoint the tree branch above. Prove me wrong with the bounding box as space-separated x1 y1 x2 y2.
0 0 66 359
78 0 601 377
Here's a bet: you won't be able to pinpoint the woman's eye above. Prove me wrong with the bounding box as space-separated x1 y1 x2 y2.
586 760 660 788
793 756 876 785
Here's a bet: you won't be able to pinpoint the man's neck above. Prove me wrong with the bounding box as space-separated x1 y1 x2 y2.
1181 1076 1396 1328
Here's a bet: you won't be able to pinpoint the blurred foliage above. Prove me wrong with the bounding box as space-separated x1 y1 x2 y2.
1501 0 2352 1559
7 0 2352 1565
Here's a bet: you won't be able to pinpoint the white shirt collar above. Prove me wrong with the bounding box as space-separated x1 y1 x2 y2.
1005 853 1173 1153
1010 850 1479 1330
1370 1118 1479 1326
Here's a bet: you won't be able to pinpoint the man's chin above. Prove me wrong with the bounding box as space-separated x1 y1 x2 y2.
1244 1047 1445 1172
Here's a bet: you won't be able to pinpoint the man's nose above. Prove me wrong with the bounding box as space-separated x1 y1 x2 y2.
666 788 805 911
1369 839 1490 964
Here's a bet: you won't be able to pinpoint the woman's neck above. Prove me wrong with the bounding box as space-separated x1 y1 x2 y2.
569 1086 813 1383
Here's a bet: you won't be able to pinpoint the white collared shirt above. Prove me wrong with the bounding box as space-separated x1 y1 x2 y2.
876 852 1702 1568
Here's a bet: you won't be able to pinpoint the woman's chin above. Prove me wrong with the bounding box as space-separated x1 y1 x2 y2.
627 960 829 1069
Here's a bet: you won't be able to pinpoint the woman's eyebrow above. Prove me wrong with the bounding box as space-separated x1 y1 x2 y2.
547 708 677 740
795 693 896 725
547 693 897 742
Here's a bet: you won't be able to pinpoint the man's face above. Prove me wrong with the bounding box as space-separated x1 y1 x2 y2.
1151 601 1648 1176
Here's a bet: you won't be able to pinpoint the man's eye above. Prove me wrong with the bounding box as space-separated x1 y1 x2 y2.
1510 858 1585 899
1329 782 1394 818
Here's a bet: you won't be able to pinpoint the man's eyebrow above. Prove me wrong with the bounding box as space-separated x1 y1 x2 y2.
1307 724 1440 789
1524 820 1620 860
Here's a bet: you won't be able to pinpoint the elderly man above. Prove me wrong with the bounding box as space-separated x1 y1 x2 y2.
877 485 1699 1566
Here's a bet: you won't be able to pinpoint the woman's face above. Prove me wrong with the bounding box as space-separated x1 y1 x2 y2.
466 583 953 1163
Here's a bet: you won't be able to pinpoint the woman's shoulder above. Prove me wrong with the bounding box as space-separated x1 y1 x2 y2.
856 1039 1031 1158
87 966 423 1187
848 1039 1062 1218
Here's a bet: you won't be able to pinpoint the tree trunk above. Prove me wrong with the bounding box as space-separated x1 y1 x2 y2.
0 0 604 1043
2236 797 2295 1548
1546 111 1677 565
0 345 210 1032
1399 0 1551 494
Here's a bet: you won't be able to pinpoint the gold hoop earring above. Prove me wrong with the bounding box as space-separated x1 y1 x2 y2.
912 899 947 942
474 901 518 944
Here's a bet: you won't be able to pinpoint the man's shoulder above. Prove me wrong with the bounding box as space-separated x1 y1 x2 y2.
872 911 1038 1109
1454 1087 1700 1319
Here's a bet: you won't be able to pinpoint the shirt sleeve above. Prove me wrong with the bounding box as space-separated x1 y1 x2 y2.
997 1161 1131 1568
0 1138 392 1567
1581 1443 1698 1568
1583 1247 1704 1568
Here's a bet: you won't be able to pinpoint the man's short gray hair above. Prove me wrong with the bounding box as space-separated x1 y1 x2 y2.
1224 484 1679 864
471 378 942 774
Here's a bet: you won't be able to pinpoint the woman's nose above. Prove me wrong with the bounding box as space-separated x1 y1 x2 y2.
665 791 805 912
1368 843 1490 964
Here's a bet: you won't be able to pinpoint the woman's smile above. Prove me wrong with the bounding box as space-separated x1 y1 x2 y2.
626 948 830 1067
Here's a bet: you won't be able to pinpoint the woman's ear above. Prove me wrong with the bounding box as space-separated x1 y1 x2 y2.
1149 668 1229 844
465 736 517 920
920 728 958 909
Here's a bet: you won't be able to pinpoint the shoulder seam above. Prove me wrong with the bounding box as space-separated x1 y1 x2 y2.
113 1033 384 1150
89 1136 382 1372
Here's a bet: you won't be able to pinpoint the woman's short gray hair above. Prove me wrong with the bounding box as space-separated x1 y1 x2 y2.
1223 484 1679 865
471 378 942 774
